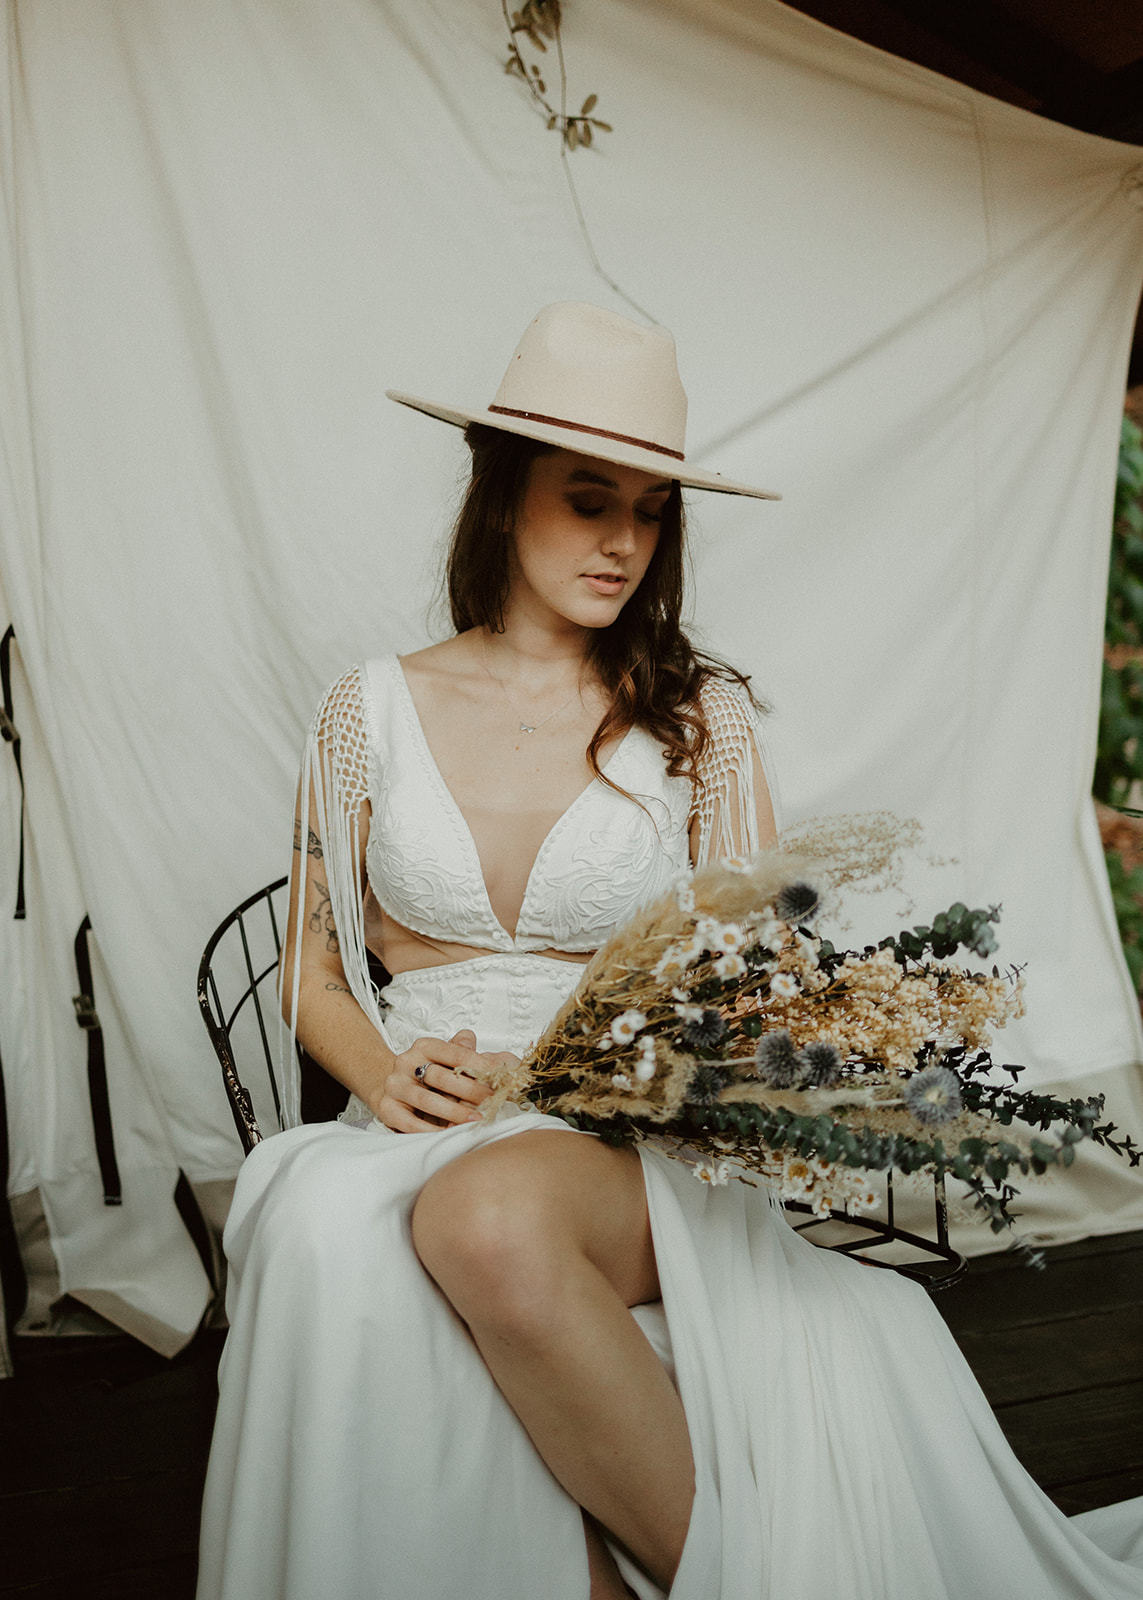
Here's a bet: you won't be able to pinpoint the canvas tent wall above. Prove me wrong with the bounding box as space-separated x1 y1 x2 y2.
1 0 1142 1357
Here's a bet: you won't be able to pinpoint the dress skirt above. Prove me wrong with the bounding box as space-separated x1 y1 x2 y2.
196 957 1143 1600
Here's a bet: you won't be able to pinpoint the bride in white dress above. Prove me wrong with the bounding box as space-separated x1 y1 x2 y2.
196 302 1143 1600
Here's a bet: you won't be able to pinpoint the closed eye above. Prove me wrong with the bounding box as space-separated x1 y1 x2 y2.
567 493 666 524
568 495 607 519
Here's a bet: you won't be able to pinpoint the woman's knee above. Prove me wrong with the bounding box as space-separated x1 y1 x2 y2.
411 1147 566 1319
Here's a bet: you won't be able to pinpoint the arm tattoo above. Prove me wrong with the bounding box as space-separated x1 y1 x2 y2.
325 982 352 995
293 820 324 859
308 881 340 954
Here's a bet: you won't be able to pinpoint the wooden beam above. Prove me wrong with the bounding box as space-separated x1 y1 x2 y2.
876 0 1101 107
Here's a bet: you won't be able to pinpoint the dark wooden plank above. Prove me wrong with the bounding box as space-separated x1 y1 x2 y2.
0 1553 196 1599
990 1380 1143 1489
952 1305 1143 1405
8 1334 171 1390
0 1360 218 1497
936 1246 1143 1336
961 1229 1143 1276
8 1329 225 1390
0 1469 205 1591
83 1555 197 1600
1052 1468 1143 1517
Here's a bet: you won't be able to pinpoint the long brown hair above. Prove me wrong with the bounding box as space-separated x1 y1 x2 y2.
445 423 759 789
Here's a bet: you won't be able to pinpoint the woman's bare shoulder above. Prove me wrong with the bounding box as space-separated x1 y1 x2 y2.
397 634 491 720
398 631 482 688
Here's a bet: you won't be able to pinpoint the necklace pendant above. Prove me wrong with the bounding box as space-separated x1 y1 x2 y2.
519 722 536 734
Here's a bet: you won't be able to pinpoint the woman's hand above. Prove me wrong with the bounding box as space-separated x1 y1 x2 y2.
377 1029 518 1134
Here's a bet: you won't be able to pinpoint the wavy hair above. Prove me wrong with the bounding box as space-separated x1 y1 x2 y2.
445 423 761 790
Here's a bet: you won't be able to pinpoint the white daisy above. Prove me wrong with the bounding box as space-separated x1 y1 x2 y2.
654 934 700 978
692 1159 732 1186
713 952 747 979
770 971 800 999
713 922 749 954
610 1009 647 1046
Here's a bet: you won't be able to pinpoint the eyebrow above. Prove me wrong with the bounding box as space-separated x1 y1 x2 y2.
567 469 673 495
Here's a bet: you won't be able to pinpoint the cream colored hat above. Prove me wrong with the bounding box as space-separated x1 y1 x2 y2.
386 301 780 500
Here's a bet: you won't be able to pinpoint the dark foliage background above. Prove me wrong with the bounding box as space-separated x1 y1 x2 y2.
1096 399 1143 993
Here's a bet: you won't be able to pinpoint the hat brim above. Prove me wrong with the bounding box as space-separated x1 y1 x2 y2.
386 390 781 501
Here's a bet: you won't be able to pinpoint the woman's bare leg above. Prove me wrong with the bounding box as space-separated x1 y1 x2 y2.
411 1131 693 1592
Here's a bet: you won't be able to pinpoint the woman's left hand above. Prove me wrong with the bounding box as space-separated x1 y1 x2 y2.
447 1029 523 1105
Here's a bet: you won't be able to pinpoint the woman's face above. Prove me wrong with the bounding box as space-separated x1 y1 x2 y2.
508 448 672 632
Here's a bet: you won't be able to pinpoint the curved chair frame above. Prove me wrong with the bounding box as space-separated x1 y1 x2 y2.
197 876 291 1155
198 880 967 1288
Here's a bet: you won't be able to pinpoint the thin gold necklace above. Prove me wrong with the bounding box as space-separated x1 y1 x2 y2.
480 633 580 735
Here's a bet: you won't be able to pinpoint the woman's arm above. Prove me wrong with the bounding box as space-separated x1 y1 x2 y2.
280 789 397 1112
279 670 494 1131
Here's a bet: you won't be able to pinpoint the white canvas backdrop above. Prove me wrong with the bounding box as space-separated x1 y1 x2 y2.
1 0 1142 1350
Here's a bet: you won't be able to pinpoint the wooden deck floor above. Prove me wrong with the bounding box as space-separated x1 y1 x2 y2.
0 1229 1140 1598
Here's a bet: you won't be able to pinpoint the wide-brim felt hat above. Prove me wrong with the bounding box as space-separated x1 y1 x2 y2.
386 301 780 500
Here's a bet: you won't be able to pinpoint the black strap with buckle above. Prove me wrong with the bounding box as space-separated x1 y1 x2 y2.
73 915 121 1206
0 626 25 921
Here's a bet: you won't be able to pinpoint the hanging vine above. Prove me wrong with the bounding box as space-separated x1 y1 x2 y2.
499 1 654 323
501 1 611 151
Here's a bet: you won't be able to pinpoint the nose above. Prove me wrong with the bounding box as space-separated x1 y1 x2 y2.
601 510 639 556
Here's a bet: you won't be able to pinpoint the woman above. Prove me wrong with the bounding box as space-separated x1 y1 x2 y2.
197 303 1143 1600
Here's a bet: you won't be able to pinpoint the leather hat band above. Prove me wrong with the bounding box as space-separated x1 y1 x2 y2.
487 404 685 462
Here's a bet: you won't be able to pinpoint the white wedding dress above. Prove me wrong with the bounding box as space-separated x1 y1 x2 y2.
196 657 1143 1600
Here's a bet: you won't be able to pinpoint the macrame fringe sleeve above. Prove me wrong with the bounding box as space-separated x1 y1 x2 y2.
691 677 782 868
280 664 394 1128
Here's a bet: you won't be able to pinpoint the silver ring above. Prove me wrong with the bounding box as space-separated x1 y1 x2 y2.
413 1063 427 1080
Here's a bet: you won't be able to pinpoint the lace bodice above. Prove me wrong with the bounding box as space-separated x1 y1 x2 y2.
361 656 692 954
281 654 775 1124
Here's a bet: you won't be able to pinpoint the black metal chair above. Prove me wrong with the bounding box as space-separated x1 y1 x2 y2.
198 880 967 1289
783 1182 966 1290
197 876 352 1154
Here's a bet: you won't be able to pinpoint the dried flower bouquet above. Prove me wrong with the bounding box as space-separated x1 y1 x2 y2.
480 847 1139 1240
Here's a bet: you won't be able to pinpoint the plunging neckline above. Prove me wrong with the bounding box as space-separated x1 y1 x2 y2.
389 656 634 944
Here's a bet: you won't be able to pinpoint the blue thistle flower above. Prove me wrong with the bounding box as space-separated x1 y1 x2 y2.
775 881 820 924
686 1063 730 1106
800 1040 843 1088
679 1008 727 1051
903 1065 963 1126
752 1029 803 1088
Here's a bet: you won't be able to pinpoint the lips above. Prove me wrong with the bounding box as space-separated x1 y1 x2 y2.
583 573 626 595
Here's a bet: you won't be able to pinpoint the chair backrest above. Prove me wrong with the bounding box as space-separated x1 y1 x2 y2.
197 877 292 1155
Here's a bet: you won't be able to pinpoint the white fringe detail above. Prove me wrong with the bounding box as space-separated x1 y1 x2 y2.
281 666 394 1129
691 678 781 866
